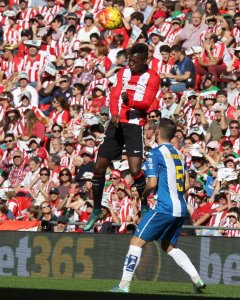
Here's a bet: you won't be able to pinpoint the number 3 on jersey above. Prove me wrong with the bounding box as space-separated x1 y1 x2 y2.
176 166 184 192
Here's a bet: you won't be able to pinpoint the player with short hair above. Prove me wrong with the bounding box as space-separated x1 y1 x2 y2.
83 43 160 231
111 118 206 294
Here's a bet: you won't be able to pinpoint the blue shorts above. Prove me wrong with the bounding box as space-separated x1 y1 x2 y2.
135 210 185 245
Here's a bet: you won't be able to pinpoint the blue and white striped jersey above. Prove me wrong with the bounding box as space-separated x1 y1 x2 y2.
146 143 187 217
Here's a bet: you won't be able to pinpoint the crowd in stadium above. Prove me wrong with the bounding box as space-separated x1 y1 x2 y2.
0 0 239 236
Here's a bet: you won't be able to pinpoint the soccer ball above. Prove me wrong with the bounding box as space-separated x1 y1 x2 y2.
97 7 122 30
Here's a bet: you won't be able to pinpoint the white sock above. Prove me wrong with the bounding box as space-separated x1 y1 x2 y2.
167 248 200 283
119 245 142 288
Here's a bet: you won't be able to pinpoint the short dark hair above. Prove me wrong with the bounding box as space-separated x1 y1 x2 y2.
170 45 183 53
216 89 227 97
229 120 239 127
160 45 171 53
158 118 177 140
129 43 148 60
222 140 233 148
73 83 85 94
130 11 144 23
4 133 14 140
90 32 100 40
40 167 50 176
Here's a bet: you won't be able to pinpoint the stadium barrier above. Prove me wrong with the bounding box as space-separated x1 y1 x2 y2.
0 232 239 285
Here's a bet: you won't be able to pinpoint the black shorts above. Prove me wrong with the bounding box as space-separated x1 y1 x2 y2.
97 122 144 161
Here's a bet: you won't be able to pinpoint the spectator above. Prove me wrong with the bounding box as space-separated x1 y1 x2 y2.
164 45 196 92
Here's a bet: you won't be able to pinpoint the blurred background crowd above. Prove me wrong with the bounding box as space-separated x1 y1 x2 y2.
0 0 239 236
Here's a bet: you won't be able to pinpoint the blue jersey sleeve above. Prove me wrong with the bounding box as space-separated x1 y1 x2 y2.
145 148 160 178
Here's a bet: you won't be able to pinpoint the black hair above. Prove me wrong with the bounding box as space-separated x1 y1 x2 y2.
130 11 144 23
222 140 233 148
66 24 76 35
158 118 177 140
52 123 63 132
90 32 100 40
170 44 184 53
73 83 85 94
40 167 50 176
129 43 148 60
216 90 227 97
160 45 171 53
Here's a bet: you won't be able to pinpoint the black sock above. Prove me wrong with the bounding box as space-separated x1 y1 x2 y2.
133 171 146 199
92 174 106 210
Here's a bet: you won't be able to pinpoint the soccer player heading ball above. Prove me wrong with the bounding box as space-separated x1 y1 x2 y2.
111 118 206 294
83 43 160 231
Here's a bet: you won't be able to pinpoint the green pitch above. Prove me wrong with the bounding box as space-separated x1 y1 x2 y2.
0 277 239 298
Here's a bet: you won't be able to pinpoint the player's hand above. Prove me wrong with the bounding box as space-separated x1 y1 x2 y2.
111 114 120 127
121 92 129 105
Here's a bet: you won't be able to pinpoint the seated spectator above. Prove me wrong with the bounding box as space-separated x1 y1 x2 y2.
31 167 55 207
219 207 240 237
164 45 196 93
8 150 29 189
53 215 71 232
48 187 65 217
0 203 9 221
12 72 39 108
88 85 107 115
21 109 46 142
49 96 70 128
173 11 208 50
75 147 95 182
58 168 72 199
195 33 231 86
38 200 58 231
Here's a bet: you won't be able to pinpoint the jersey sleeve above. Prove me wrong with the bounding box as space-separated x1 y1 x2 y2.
145 148 160 178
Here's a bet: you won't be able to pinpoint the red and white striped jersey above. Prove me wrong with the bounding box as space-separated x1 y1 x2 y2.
92 0 104 12
68 96 89 111
119 196 133 223
19 8 36 21
0 13 9 28
199 41 232 65
148 57 161 74
148 22 172 41
202 106 216 124
39 43 57 62
110 67 160 126
86 78 110 97
233 92 240 109
37 5 62 24
222 222 240 237
60 149 81 170
56 36 81 57
158 57 175 75
231 27 240 47
4 24 22 46
49 109 70 127
79 9 96 25
18 54 47 82
1 56 20 78
165 27 182 47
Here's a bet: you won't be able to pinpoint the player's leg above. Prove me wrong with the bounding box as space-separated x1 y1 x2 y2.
111 209 158 293
161 218 206 293
84 123 123 231
128 157 146 198
123 124 146 199
112 235 147 292
83 156 111 231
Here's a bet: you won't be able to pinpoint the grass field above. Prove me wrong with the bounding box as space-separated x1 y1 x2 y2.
0 277 239 298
